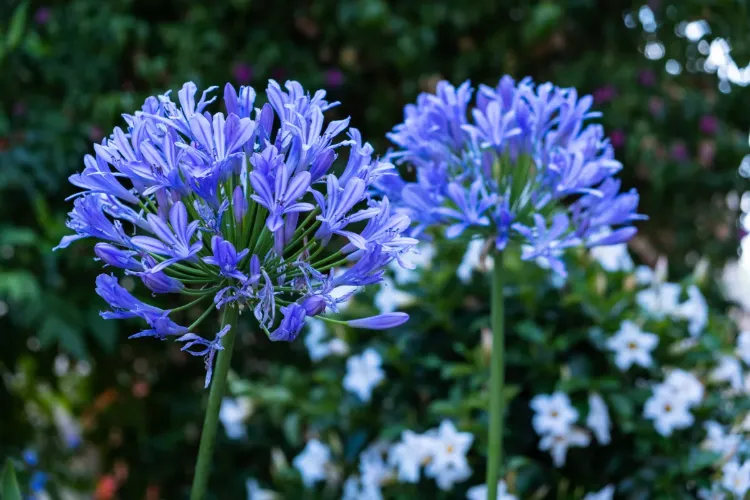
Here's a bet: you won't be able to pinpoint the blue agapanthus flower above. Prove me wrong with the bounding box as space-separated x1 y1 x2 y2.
381 76 645 277
57 80 416 386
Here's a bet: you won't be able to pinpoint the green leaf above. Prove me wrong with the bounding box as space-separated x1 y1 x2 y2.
5 1 29 50
2 460 22 500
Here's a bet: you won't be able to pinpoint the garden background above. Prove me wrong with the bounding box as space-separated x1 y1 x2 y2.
2 0 750 498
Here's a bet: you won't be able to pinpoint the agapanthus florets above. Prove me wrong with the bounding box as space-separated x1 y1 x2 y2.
381 76 645 277
57 80 416 386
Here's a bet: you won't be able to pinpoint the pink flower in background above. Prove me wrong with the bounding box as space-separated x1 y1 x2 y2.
88 126 103 141
699 115 718 135
638 70 657 87
671 142 689 162
593 85 617 104
610 129 626 148
698 140 716 167
325 69 344 88
34 7 51 24
232 63 253 84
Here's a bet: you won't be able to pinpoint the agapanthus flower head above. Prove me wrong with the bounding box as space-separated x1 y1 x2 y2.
57 80 416 386
384 75 646 277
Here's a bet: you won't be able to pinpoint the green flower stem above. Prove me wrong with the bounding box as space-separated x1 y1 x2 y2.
486 249 505 500
189 306 239 500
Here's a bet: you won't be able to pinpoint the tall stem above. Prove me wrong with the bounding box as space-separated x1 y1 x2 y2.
486 250 504 500
190 307 239 500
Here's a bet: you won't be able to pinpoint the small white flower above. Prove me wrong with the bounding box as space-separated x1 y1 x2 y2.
359 442 392 488
374 278 415 313
538 427 591 467
466 480 517 500
703 421 741 461
591 244 633 272
606 320 659 371
643 386 694 437
304 318 349 362
292 439 331 487
530 392 579 436
636 282 682 318
424 420 474 491
390 243 435 285
736 331 750 365
245 478 276 500
676 285 708 336
343 348 385 402
662 369 704 406
219 397 252 439
635 265 655 285
721 460 750 497
457 239 493 283
586 393 611 445
583 485 615 500
710 356 744 391
388 430 434 483
342 476 383 500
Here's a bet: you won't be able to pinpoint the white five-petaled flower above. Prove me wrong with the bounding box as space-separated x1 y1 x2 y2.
390 243 435 284
710 356 744 391
219 397 252 439
423 420 474 491
292 439 331 487
374 277 415 313
590 244 633 273
636 282 682 318
358 442 392 489
703 421 741 461
538 426 591 467
675 285 708 336
457 239 493 283
245 478 276 500
606 320 658 371
721 460 750 497
388 430 435 483
466 480 517 500
304 318 348 362
530 392 579 436
586 393 612 445
736 331 750 365
343 348 385 402
662 369 704 406
643 385 694 437
583 485 615 500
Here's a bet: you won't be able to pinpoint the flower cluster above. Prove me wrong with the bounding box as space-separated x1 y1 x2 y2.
55 80 416 386
381 76 645 276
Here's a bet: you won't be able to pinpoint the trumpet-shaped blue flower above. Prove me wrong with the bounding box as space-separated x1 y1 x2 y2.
384 75 644 276
57 80 414 386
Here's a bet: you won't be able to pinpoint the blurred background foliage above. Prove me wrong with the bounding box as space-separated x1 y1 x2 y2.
1 0 750 498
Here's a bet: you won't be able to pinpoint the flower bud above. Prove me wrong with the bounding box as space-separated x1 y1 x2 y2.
302 295 327 316
94 243 141 270
347 313 408 330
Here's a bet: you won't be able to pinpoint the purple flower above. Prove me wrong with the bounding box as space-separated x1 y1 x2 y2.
58 79 416 387
513 214 581 278
95 274 163 322
699 115 718 135
233 186 248 224
325 69 344 88
232 63 253 84
347 313 409 329
202 235 249 280
592 85 617 104
178 326 231 387
34 7 51 24
638 70 657 87
94 243 141 270
250 164 314 232
130 313 189 339
269 303 307 342
131 202 203 273
610 129 626 148
670 142 689 162
437 180 497 238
